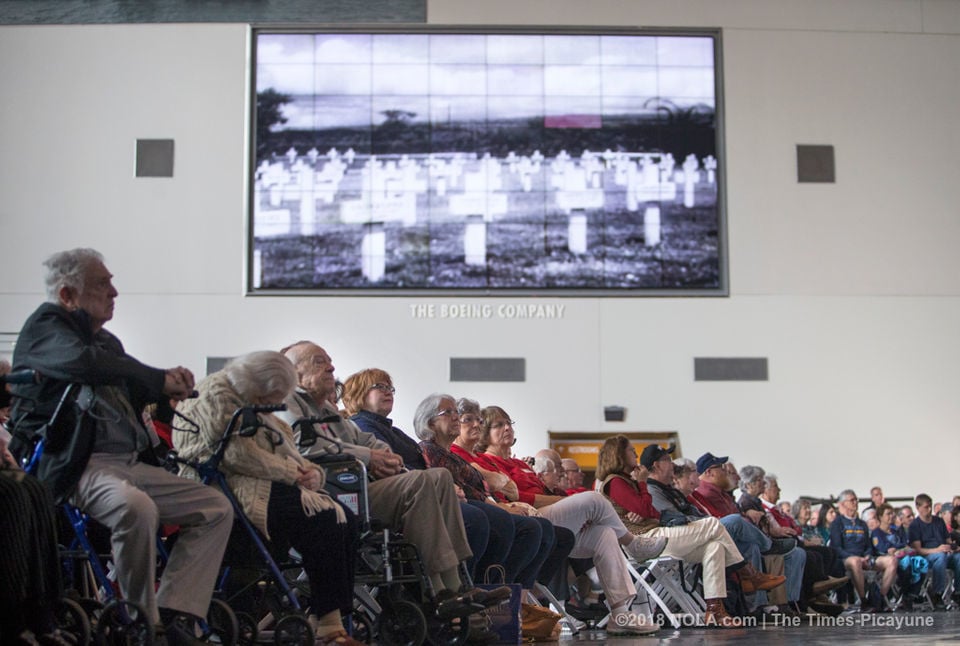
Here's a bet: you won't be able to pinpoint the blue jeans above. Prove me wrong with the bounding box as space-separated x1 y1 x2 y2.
782 546 806 602
718 514 770 604
925 551 960 595
460 501 490 578
719 513 772 556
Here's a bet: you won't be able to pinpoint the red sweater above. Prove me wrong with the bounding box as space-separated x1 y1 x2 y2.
603 474 661 520
691 480 742 518
472 451 546 505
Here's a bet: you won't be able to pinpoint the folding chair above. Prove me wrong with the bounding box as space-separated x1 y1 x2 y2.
627 556 705 629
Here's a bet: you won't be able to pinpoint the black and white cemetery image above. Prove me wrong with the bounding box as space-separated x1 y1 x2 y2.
250 32 723 292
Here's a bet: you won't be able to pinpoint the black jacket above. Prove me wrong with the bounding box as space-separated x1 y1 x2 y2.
8 303 165 501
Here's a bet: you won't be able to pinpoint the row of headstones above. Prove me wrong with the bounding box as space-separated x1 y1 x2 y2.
254 148 717 238
356 208 661 283
258 147 716 205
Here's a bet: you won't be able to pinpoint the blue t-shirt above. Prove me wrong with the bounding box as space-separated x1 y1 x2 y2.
830 514 874 558
872 526 908 554
907 516 949 549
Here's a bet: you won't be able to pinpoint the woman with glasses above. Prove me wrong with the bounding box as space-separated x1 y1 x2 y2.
465 404 669 636
341 370 517 599
413 394 573 594
341 368 425 470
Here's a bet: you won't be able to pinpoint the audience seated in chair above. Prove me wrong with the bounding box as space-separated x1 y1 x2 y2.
736 465 808 615
759 473 847 611
469 407 668 636
8 248 233 646
277 343 507 609
562 458 589 495
596 436 784 628
908 492 960 609
872 502 923 610
829 489 898 612
175 351 363 646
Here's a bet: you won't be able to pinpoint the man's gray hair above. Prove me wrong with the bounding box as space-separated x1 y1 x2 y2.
838 488 857 504
43 248 104 303
223 351 297 402
413 393 452 441
532 456 554 475
738 465 765 493
763 473 779 488
861 508 877 522
457 397 480 417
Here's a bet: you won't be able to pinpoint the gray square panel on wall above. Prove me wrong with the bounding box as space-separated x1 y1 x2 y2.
694 357 768 381
136 139 174 177
450 358 526 382
797 144 835 183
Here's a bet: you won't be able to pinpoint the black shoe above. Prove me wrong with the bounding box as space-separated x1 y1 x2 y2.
462 586 513 608
564 600 608 622
436 589 486 620
466 614 500 645
159 614 204 646
808 601 844 617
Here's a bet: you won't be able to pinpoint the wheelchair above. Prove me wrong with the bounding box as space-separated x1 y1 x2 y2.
16 383 238 646
168 403 320 646
294 416 477 646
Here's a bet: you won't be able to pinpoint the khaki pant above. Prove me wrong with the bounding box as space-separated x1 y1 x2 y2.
368 468 471 575
74 452 234 623
644 516 743 599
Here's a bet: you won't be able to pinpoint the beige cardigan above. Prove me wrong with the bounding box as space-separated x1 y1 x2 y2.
173 371 328 539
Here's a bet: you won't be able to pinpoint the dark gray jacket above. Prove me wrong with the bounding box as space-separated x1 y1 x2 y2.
8 303 165 501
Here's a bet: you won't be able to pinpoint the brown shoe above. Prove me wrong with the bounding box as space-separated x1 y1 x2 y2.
811 575 849 596
703 599 740 629
740 571 786 593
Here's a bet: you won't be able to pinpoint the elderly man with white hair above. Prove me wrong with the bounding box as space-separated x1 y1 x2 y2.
275 341 509 613
8 248 233 646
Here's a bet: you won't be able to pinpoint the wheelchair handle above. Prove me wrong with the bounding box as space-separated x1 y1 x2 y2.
291 414 341 428
0 369 41 385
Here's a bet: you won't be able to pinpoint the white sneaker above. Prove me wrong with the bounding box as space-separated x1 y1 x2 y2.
607 611 659 635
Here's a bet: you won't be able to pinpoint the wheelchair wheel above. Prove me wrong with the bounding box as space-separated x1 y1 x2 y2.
95 599 154 646
377 599 427 646
201 598 239 645
348 609 374 644
426 614 470 646
272 614 312 646
234 612 258 646
56 596 93 645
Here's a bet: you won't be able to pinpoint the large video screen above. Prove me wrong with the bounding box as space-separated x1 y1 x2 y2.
249 29 725 294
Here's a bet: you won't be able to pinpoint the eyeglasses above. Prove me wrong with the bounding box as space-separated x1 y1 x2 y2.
491 420 516 429
435 408 460 419
459 414 479 424
369 383 395 393
564 468 581 474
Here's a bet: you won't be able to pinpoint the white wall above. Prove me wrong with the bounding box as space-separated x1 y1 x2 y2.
2 0 959 505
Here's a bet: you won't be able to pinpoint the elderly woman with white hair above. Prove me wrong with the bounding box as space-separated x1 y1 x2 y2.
174 351 362 646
